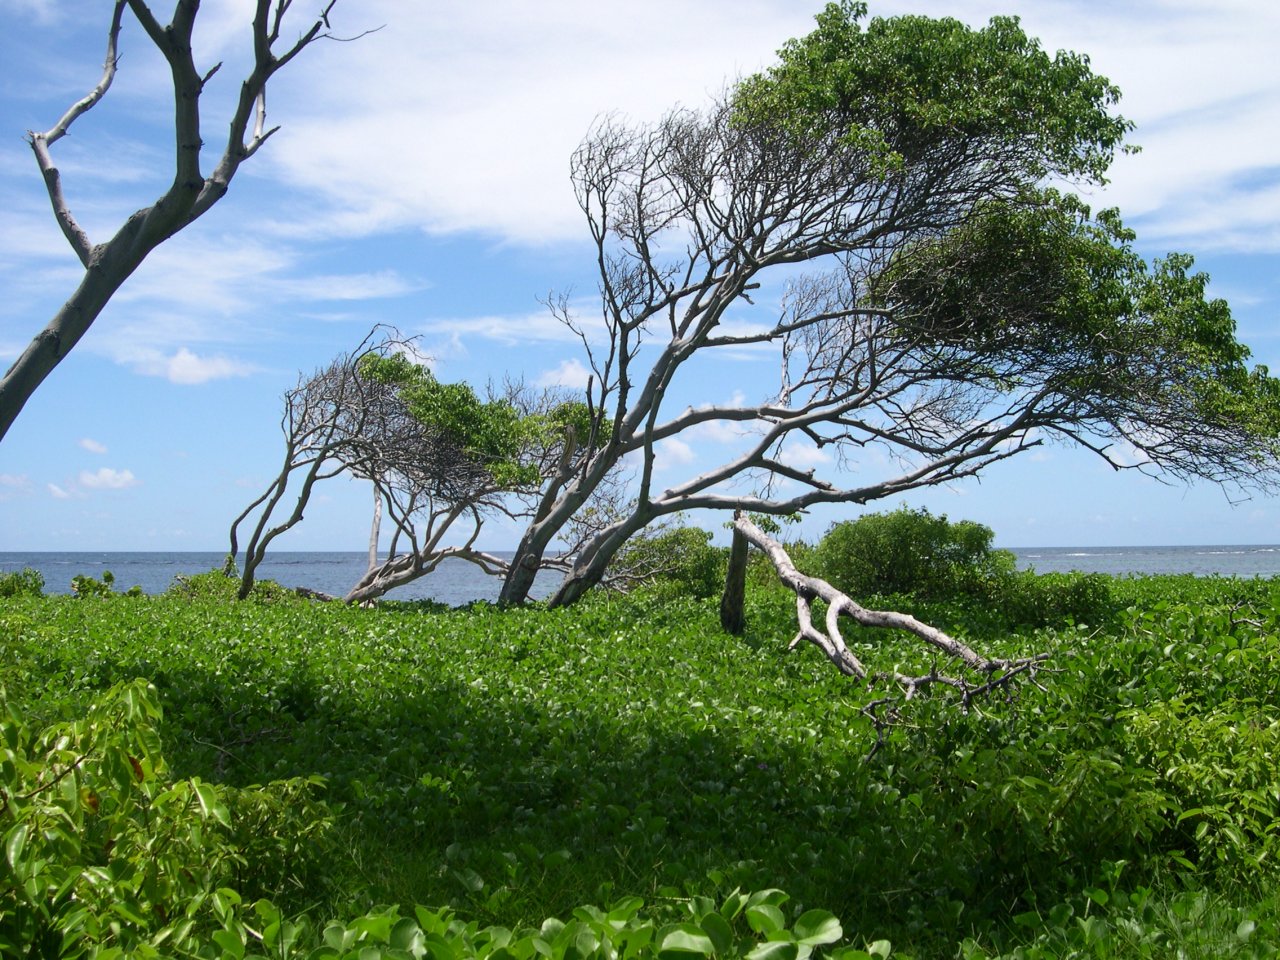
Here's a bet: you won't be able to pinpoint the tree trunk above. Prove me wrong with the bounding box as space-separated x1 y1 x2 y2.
0 236 148 440
367 484 382 575
499 533 548 606
547 512 651 607
719 521 750 635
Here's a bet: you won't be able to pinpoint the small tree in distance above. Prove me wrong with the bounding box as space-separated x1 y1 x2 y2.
228 328 606 603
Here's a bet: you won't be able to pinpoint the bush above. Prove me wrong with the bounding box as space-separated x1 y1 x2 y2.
612 524 727 599
0 679 338 956
813 506 1004 601
168 567 301 604
810 507 1114 628
0 566 43 598
989 569 1114 628
69 569 145 598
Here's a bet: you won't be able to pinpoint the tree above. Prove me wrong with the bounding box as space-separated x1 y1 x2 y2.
0 1 346 443
229 329 600 603
498 2 1280 608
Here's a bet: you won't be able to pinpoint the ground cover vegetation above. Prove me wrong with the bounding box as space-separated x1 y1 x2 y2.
4 538 1280 957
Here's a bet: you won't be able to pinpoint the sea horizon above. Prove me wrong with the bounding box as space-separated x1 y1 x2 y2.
5 544 1280 602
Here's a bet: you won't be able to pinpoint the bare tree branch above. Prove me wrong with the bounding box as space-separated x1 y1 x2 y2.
731 513 1050 710
1 1 347 444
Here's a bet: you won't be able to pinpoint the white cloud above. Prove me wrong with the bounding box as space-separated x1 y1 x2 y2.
79 437 107 454
778 442 832 471
657 438 697 468
421 310 593 347
125 347 256 385
47 483 72 499
0 474 32 499
216 1 1266 255
536 358 592 389
263 1 819 244
0 0 59 24
79 467 139 490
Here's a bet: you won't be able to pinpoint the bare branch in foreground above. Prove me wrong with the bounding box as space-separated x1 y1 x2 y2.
730 513 1050 713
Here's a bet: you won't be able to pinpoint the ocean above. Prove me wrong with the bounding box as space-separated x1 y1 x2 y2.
3 545 1280 602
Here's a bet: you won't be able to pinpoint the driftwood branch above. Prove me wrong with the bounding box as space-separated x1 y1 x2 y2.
730 513 1050 711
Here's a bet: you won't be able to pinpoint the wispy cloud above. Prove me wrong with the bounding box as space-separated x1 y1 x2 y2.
420 310 589 346
536 358 592 389
778 441 832 471
47 482 73 500
122 347 257 385
79 437 107 454
0 473 31 499
656 437 697 470
79 467 139 490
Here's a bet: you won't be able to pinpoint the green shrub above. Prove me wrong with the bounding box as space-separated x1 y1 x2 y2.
0 567 43 598
809 508 1115 628
69 569 145 598
169 567 301 604
612 524 727 599
813 506 1004 601
987 569 1115 628
0 679 338 956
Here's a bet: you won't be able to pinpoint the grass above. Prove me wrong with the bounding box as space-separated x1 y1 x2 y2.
3 572 1280 957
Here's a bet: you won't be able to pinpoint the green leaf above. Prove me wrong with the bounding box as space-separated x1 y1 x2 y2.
193 778 231 827
746 905 786 935
699 913 735 955
794 911 842 946
746 942 799 960
659 925 715 956
4 823 28 869
211 928 246 960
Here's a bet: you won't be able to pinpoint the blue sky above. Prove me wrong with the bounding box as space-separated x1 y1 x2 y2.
1 0 1279 553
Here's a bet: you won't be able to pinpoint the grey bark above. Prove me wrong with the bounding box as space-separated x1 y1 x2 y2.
719 521 750 635
732 514 1049 705
1 0 340 443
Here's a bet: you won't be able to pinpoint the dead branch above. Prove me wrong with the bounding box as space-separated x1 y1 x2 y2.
731 513 1050 712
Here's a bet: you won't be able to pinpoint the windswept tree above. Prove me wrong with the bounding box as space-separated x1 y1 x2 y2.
0 1 348 443
498 2 1280 609
230 329 599 603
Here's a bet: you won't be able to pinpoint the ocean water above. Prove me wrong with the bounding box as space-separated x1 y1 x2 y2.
0 551 561 604
3 544 1279 601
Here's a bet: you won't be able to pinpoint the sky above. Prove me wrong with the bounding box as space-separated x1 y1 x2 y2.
1 0 1279 553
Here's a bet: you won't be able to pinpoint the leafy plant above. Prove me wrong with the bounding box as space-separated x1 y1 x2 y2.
612 523 727 599
0 678 338 956
813 506 1005 600
0 567 43 598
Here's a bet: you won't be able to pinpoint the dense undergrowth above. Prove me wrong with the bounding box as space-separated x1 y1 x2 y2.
3 569 1280 957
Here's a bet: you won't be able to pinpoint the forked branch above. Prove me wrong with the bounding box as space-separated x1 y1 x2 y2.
26 0 126 265
730 513 1049 710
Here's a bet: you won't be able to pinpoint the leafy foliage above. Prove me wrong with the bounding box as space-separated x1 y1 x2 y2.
612 524 728 599
0 679 335 956
359 353 593 489
0 567 43 599
813 507 1002 600
809 507 1112 629
70 569 144 598
733 2 1130 182
4 570 1280 956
